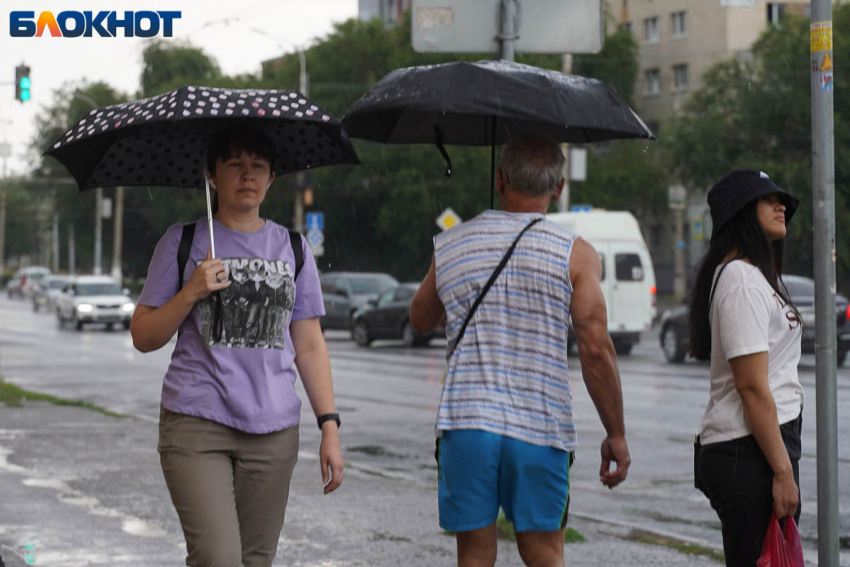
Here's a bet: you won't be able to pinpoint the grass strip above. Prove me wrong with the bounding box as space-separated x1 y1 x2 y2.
627 529 724 563
0 379 126 419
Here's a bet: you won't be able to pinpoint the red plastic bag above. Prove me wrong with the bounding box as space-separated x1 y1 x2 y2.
757 513 805 567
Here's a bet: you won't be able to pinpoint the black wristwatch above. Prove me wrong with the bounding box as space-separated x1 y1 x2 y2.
317 413 341 430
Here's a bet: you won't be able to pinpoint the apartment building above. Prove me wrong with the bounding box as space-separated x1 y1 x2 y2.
608 1 817 294
359 0 412 25
616 0 812 128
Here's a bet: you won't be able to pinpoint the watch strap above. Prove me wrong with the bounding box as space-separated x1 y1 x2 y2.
317 413 341 430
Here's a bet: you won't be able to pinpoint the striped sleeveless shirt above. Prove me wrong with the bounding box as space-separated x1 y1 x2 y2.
434 210 578 451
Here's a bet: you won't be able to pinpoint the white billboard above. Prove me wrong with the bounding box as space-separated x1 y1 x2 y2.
412 0 603 54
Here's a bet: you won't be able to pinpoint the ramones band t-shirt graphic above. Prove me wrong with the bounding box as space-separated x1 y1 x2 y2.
198 257 296 349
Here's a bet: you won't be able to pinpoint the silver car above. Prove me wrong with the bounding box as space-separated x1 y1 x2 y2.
56 276 135 331
7 266 52 300
32 275 72 312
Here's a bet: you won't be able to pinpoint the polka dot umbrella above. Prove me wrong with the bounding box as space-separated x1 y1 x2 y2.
45 85 359 256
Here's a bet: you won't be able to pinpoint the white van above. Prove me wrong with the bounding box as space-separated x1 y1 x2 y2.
547 211 656 355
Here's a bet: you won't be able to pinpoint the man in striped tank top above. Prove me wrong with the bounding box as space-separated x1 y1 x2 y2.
411 135 630 567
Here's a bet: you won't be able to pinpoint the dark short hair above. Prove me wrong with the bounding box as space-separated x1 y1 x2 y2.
205 126 276 175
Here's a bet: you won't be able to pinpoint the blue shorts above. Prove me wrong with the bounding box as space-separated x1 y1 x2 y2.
437 429 573 533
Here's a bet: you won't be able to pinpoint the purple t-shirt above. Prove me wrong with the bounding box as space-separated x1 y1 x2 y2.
138 218 325 434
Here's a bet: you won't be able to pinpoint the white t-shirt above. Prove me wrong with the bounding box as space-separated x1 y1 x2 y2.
698 260 804 445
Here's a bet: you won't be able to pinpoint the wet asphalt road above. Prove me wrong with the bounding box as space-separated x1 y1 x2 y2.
0 294 847 566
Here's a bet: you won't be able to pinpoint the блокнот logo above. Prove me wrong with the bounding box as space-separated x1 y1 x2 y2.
10 11 181 37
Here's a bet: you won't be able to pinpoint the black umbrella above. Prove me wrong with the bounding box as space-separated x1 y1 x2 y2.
342 59 654 207
46 85 359 256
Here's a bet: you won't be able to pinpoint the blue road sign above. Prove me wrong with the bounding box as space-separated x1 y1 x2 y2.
306 212 324 231
307 229 324 247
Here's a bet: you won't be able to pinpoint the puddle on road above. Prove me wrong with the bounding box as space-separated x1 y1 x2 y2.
21 475 166 538
348 445 408 459
369 531 412 543
0 446 27 474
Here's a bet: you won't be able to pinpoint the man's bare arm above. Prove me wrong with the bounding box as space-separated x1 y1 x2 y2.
569 238 630 488
410 253 446 334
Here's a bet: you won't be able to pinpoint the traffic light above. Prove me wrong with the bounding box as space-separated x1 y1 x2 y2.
15 65 31 102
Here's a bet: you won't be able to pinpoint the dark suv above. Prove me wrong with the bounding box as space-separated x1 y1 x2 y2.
660 275 850 366
319 272 399 331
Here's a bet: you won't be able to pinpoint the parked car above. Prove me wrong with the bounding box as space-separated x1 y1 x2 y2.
320 272 399 331
659 274 850 366
6 266 52 300
351 283 445 347
55 276 135 331
547 211 657 355
32 275 72 312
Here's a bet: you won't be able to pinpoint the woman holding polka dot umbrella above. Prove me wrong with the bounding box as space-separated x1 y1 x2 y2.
46 85 359 257
46 86 357 567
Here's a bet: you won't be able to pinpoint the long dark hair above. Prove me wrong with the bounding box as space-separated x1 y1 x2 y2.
688 199 799 360
206 126 277 214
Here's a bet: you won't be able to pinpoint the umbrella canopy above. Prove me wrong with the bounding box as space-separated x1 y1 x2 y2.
46 85 359 191
342 59 654 147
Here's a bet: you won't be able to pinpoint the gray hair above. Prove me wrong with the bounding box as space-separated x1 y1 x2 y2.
499 135 566 197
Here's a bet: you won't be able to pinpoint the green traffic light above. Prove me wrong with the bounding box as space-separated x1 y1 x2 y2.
20 91 31 101
20 77 30 89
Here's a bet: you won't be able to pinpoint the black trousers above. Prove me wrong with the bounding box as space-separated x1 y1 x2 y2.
696 415 802 567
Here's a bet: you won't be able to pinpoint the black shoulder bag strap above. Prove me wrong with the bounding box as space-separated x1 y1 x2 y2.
288 230 304 281
448 217 543 357
708 261 734 311
177 221 197 292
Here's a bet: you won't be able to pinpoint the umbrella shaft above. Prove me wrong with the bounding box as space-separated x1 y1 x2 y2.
205 169 216 258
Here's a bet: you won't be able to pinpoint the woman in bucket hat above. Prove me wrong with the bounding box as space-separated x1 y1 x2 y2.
688 169 803 566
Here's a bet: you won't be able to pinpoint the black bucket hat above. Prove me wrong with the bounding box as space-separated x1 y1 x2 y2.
707 169 800 241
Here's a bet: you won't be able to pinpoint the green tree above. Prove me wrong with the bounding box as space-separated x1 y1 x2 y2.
27 82 130 273
258 14 650 280
140 41 223 97
667 7 850 290
25 14 649 281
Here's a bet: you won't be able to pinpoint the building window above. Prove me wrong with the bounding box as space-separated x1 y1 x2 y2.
644 17 660 43
619 22 632 34
673 64 689 91
646 69 661 95
767 3 785 25
671 11 687 38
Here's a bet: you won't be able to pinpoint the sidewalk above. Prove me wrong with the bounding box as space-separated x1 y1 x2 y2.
0 398 722 567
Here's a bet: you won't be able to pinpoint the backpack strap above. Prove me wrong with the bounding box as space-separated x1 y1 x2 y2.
288 230 304 281
177 221 197 293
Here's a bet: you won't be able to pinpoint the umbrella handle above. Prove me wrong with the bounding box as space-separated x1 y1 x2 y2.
204 165 216 258
435 127 452 177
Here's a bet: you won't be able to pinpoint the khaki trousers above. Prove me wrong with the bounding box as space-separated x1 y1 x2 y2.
158 407 299 567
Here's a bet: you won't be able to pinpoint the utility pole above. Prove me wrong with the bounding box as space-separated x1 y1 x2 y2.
293 50 309 233
0 159 6 276
111 186 124 282
52 213 59 273
499 0 517 61
810 1 839 565
94 187 102 275
68 224 75 275
668 185 687 298
558 54 572 212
